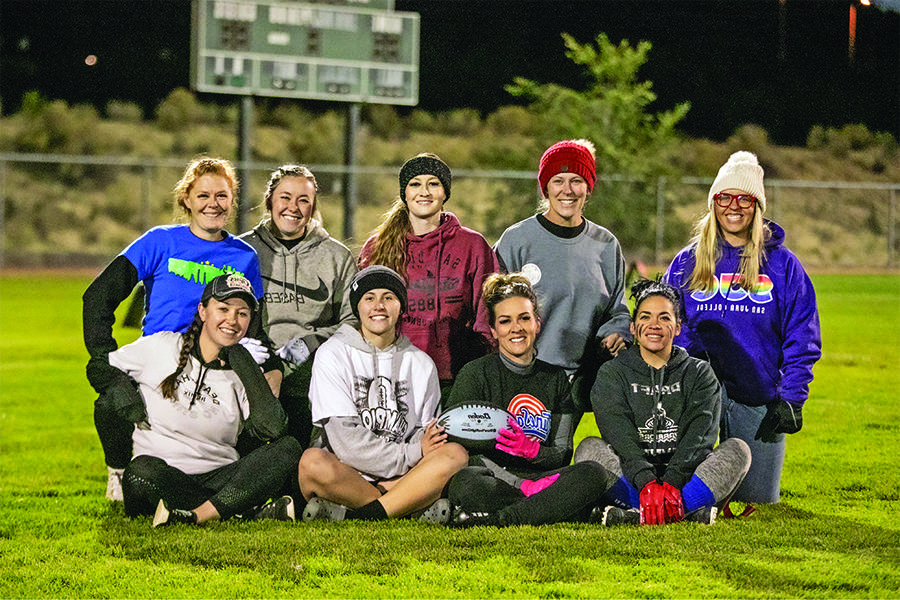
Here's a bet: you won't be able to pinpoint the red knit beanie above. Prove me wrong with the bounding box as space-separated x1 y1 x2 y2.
537 140 597 194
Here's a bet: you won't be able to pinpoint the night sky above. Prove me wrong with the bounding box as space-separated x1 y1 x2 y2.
2 0 898 145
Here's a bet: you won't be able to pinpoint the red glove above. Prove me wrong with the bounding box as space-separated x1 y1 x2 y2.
495 417 540 460
661 482 685 523
640 481 667 525
520 473 560 497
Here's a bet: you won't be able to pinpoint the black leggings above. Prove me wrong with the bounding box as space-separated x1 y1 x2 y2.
448 461 617 526
122 436 302 519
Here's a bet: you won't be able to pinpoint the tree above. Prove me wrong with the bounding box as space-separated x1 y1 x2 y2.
506 33 691 258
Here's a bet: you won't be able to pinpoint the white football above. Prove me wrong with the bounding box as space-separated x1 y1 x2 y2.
437 404 512 451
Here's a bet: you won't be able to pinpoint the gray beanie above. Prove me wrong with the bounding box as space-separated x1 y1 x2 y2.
708 151 766 213
349 265 408 318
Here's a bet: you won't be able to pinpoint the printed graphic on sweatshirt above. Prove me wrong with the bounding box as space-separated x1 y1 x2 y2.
352 375 411 442
638 407 678 453
168 258 246 285
173 371 222 417
507 394 551 441
261 275 329 304
406 271 464 310
689 273 774 305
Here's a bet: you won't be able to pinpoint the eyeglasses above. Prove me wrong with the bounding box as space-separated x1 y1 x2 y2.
713 192 756 209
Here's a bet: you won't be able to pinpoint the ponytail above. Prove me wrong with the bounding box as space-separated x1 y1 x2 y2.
366 198 412 279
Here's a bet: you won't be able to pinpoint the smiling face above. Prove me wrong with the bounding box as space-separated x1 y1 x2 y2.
357 288 402 349
404 174 446 226
544 172 588 227
184 174 234 240
197 297 252 359
490 296 541 365
714 187 756 246
631 295 681 367
269 176 316 240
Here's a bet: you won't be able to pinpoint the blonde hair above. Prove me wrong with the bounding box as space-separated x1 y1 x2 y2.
481 272 540 325
687 207 770 293
172 157 239 219
366 198 412 279
261 164 323 231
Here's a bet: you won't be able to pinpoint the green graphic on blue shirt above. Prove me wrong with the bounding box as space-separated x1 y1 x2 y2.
168 258 246 284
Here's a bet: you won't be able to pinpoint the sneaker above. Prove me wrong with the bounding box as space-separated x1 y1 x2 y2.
152 499 197 528
600 506 640 526
302 497 347 522
417 498 451 525
685 505 718 525
249 496 296 522
448 506 498 528
106 467 124 502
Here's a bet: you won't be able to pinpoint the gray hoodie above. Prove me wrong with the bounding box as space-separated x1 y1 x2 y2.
309 323 442 480
591 344 721 490
240 218 357 350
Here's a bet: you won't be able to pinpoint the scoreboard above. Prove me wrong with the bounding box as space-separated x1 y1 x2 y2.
191 0 420 105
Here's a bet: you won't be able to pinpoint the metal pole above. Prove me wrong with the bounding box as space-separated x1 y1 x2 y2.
237 95 253 234
0 160 5 269
889 188 896 268
342 103 360 242
141 164 153 231
655 176 665 265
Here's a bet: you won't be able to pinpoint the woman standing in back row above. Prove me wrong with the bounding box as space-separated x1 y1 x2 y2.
663 151 821 512
358 153 499 393
494 139 631 415
240 165 358 448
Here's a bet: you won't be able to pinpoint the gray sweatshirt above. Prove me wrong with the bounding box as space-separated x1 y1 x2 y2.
309 324 442 481
240 218 357 350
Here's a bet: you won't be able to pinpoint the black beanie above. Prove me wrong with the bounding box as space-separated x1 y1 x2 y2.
349 265 408 318
399 155 451 202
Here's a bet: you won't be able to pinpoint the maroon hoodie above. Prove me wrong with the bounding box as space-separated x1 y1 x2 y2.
359 212 499 380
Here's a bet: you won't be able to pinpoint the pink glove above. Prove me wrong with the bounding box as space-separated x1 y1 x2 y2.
661 482 685 523
520 473 560 497
640 481 667 525
495 417 540 460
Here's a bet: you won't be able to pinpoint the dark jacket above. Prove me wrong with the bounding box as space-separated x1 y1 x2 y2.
591 344 721 490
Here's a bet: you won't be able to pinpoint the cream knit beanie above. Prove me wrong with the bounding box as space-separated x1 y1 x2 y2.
708 151 766 213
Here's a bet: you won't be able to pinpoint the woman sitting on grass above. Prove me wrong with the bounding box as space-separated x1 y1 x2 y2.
109 274 302 527
444 273 620 527
575 278 751 526
298 266 468 523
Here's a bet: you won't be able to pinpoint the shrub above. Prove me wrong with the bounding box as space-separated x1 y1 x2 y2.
105 101 143 122
485 106 537 136
363 104 404 140
727 124 771 156
155 88 212 131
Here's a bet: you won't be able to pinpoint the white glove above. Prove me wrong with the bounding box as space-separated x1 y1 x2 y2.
238 337 269 365
276 337 311 365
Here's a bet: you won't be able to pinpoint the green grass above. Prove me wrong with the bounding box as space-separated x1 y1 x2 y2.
1 272 898 599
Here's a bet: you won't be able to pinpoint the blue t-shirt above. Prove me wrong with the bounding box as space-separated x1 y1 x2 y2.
122 225 263 335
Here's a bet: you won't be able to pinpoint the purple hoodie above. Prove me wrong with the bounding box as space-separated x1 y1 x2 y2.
663 220 821 408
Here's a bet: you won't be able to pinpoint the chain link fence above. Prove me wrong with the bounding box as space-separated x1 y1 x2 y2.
1 152 897 270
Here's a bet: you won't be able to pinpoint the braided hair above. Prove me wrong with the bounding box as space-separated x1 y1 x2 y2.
160 318 203 401
630 277 684 323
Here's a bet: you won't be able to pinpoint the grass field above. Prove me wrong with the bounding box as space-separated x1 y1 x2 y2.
1 272 898 599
